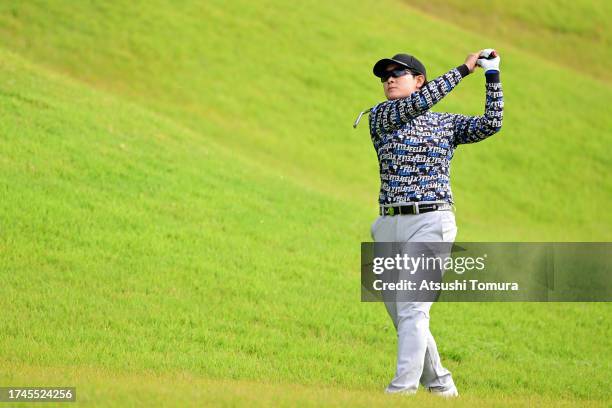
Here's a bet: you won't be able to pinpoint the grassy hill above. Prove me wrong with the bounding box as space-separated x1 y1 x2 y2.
407 0 612 82
0 0 610 406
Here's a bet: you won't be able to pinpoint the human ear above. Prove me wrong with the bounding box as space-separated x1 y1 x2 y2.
415 75 426 89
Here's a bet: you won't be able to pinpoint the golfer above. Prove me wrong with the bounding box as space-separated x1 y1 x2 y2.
360 50 504 397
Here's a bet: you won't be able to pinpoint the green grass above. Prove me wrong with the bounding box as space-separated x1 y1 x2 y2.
407 0 612 82
5 364 607 407
0 0 610 406
1 0 610 240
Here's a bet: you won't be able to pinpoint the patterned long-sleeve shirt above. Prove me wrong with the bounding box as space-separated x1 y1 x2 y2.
368 64 503 206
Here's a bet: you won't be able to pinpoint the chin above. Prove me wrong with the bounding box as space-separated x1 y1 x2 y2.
389 89 414 100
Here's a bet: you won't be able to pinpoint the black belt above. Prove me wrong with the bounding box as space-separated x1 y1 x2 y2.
380 203 451 216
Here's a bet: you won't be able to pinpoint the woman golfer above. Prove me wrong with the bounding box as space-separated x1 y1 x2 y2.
359 49 503 397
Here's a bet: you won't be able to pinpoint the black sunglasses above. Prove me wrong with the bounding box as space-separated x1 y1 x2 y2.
380 69 417 83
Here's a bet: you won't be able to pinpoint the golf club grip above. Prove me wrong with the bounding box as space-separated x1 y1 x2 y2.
480 50 498 60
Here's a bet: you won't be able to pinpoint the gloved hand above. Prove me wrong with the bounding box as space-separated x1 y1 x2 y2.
476 49 500 73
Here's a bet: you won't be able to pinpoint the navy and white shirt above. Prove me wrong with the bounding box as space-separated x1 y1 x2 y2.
368 64 503 206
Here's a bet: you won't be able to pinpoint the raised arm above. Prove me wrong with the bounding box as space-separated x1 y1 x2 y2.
451 50 504 146
369 64 471 138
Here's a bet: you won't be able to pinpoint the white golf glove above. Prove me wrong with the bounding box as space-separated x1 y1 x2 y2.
476 48 500 73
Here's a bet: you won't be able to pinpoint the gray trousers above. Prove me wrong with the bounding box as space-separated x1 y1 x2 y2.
370 209 458 394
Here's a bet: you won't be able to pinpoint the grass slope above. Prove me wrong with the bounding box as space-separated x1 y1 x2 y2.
0 0 610 406
0 0 610 240
407 0 612 82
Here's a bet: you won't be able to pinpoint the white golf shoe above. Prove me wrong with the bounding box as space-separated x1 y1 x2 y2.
428 385 459 398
